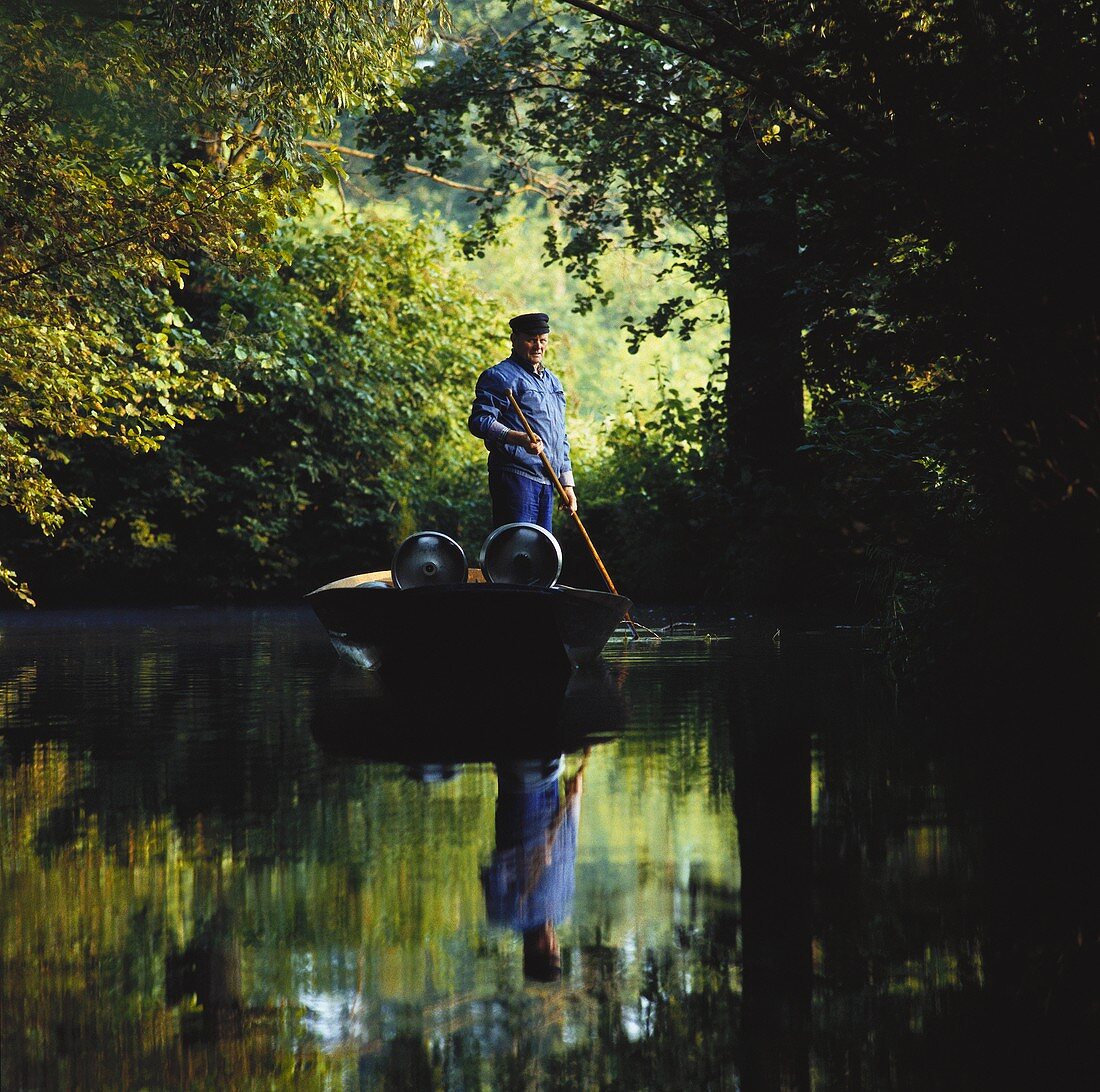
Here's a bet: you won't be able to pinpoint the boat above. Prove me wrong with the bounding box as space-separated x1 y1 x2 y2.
306 525 632 681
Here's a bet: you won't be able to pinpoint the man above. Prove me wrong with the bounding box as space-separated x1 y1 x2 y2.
468 312 577 532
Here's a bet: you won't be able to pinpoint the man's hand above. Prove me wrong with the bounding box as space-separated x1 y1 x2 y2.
508 428 544 456
560 486 577 514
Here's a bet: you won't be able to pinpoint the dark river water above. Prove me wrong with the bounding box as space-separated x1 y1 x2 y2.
0 607 1094 1090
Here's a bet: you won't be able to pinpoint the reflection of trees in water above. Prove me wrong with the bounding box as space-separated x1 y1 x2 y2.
744 638 1098 1092
0 753 321 1087
730 651 812 1092
755 645 985 1091
348 952 740 1090
3 614 1094 1089
0 613 334 853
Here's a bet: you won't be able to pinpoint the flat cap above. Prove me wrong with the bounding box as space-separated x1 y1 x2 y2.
509 312 551 335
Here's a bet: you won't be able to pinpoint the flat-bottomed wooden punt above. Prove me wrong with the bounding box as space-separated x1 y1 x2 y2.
307 568 632 680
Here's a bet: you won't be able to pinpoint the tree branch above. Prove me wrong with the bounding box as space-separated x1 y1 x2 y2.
555 0 889 156
301 139 567 198
228 120 265 168
504 77 721 139
554 0 830 123
302 139 495 193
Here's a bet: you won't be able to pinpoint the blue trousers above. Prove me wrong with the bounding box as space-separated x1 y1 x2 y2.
489 469 553 531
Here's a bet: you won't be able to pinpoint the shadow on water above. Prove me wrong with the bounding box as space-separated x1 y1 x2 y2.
309 660 628 766
728 625 1099 1092
728 649 813 1092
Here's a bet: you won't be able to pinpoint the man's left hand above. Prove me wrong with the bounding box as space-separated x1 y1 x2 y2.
560 486 578 514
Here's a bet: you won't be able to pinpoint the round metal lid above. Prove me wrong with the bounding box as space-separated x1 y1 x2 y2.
391 531 468 589
479 522 562 587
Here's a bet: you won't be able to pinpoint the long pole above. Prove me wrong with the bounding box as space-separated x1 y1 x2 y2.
507 390 637 636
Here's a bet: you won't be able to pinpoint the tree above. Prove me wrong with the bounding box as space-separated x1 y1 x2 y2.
8 215 498 602
358 1 806 483
1 0 444 602
356 0 1098 614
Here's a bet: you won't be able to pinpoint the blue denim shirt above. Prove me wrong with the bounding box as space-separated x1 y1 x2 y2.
468 356 575 487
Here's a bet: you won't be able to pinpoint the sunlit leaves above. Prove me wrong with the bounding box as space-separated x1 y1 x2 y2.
18 217 497 599
1 1 449 601
152 0 446 152
357 4 777 338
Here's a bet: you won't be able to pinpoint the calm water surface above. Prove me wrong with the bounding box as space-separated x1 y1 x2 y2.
0 607 1093 1090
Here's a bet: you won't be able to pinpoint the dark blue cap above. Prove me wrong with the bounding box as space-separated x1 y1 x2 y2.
509 312 551 335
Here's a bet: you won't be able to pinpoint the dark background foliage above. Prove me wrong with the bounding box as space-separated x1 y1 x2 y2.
357 0 1098 643
2 1 1097 662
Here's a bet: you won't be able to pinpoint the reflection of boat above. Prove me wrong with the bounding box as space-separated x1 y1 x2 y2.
306 568 631 680
310 660 627 764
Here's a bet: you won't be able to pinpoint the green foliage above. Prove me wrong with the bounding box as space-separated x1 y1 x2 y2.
1 0 447 602
569 377 722 598
357 0 1099 620
462 211 725 419
13 217 497 600
359 1 742 335
5 1 1098 618
312 120 726 420
148 0 444 151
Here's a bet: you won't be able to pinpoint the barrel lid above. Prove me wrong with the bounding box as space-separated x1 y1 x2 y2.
479 523 562 587
391 531 468 589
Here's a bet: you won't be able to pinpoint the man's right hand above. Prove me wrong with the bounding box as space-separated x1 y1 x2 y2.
509 429 544 456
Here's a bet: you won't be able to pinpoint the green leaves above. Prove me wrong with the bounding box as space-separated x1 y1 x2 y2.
352 1 1099 617
11 215 496 600
1 0 449 601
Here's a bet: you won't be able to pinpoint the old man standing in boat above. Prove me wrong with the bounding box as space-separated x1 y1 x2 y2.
468 312 578 532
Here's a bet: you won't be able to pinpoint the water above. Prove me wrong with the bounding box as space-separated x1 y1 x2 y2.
0 607 1094 1090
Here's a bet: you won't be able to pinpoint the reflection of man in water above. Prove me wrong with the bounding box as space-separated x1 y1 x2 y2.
482 751 588 982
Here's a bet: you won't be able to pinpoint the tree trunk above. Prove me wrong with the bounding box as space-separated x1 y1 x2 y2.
721 114 804 485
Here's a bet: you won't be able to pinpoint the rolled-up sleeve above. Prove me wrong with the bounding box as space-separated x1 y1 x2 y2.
556 380 574 487
559 431 574 487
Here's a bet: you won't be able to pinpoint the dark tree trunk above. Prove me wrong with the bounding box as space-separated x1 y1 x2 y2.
721 115 804 485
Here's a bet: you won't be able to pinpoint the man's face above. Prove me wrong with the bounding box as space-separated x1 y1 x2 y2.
512 331 549 369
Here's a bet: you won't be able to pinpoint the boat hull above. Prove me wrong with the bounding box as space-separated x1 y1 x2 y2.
306 579 631 679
